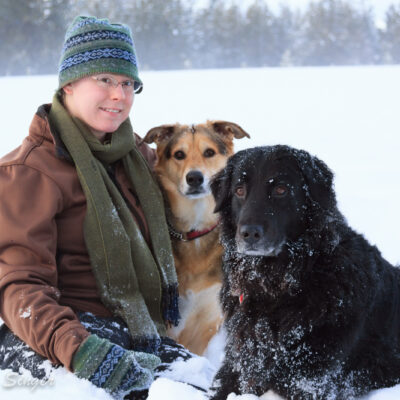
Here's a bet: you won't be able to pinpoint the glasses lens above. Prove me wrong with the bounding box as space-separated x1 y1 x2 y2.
93 75 114 89
121 80 135 92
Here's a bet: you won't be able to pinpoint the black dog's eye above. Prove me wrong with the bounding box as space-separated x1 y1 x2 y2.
235 186 246 198
272 184 288 197
174 150 186 160
204 148 216 158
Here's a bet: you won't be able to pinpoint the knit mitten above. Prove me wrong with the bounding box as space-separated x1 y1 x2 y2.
73 334 161 399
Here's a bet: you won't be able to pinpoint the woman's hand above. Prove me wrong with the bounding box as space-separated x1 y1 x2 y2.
72 334 161 399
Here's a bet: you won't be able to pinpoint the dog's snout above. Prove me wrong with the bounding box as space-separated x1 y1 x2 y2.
186 170 204 188
239 224 264 245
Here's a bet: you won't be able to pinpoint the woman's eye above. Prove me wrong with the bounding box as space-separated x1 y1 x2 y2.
174 150 186 160
100 77 111 84
235 186 246 197
122 80 134 87
204 148 216 158
272 185 288 197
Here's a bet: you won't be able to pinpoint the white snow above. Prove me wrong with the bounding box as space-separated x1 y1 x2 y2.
147 378 206 400
0 366 113 399
0 65 399 398
18 307 31 319
156 355 215 390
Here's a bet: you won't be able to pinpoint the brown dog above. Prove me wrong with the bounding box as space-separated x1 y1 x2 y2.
143 121 250 355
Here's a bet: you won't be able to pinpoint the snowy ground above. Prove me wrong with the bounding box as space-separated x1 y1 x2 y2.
0 65 399 399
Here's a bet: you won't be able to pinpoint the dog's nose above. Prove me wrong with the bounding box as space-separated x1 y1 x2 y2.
186 170 204 187
239 225 264 245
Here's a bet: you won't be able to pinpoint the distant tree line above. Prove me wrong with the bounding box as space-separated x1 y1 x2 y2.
1 0 400 76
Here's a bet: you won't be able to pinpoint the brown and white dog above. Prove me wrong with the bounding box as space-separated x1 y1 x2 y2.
143 121 250 355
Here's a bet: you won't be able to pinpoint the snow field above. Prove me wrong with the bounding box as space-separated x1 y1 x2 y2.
0 65 399 398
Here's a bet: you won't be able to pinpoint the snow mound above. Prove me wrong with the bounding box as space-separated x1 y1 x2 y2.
147 378 207 400
157 354 216 390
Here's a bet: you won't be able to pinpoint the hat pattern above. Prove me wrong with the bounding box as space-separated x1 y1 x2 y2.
58 16 142 92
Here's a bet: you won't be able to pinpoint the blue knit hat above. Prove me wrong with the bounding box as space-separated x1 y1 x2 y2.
58 16 143 93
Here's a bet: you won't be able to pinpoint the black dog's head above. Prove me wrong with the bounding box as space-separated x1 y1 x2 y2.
211 145 337 257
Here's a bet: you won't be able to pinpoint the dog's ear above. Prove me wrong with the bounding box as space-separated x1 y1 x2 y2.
143 125 176 144
210 121 250 140
297 150 336 211
211 162 233 213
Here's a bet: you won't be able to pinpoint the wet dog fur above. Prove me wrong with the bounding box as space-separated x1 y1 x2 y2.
143 121 250 355
209 145 400 399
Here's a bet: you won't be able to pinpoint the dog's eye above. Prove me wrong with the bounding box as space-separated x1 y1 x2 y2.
272 185 288 197
204 148 216 158
174 150 186 160
235 186 246 198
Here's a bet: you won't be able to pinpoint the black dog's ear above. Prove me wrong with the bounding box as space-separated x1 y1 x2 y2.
143 125 175 144
211 162 233 213
298 150 336 211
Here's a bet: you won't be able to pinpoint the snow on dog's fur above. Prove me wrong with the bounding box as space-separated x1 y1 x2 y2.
209 145 400 399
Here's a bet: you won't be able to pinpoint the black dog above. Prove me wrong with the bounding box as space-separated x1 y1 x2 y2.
209 145 400 400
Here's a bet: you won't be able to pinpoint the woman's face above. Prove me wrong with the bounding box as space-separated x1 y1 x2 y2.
63 73 134 142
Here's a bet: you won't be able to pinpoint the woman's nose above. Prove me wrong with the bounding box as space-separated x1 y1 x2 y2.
110 84 126 100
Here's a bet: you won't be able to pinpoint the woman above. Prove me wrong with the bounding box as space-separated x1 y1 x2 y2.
0 16 204 399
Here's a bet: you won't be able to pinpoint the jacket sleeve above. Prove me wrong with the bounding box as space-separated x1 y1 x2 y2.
0 164 90 370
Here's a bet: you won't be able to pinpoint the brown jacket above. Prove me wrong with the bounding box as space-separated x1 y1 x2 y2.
0 105 156 370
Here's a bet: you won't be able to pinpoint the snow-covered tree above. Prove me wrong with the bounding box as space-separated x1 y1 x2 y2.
381 4 400 63
295 0 378 65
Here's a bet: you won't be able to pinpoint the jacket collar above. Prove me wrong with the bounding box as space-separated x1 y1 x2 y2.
33 104 74 164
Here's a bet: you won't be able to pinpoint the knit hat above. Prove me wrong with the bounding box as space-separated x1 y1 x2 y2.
58 16 143 93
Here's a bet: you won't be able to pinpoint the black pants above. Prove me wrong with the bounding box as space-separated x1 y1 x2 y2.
0 313 196 398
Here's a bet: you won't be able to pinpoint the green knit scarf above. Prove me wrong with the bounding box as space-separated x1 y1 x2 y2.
48 94 179 350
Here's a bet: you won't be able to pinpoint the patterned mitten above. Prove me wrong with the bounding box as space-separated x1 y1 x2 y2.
73 334 161 399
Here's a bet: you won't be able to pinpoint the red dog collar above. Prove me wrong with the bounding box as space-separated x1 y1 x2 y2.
185 223 219 240
168 220 219 242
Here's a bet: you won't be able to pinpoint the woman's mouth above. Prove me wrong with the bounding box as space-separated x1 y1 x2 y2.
100 107 122 114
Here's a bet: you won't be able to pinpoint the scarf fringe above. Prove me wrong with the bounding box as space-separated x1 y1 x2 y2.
131 335 162 354
162 284 181 327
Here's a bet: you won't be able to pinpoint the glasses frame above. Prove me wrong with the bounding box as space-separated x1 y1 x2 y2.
91 74 142 94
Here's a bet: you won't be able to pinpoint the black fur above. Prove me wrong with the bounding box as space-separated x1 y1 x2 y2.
209 145 400 400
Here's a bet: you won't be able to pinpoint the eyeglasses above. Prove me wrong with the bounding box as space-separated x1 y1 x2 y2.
91 74 142 94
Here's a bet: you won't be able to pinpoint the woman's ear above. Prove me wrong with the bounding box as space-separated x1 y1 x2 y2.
62 84 73 95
